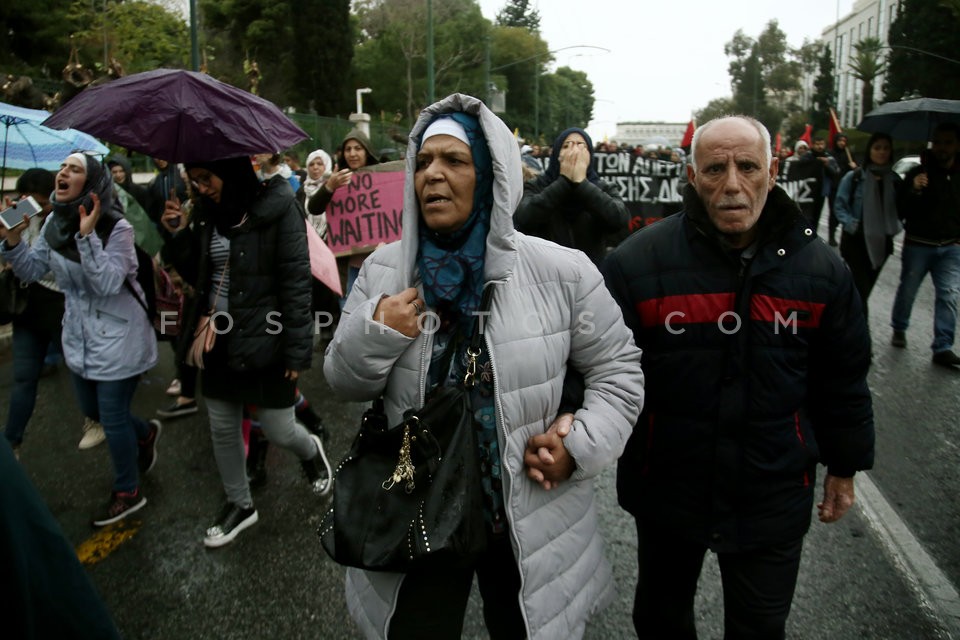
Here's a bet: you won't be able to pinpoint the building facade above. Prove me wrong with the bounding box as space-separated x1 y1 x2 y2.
613 122 688 148
820 0 903 127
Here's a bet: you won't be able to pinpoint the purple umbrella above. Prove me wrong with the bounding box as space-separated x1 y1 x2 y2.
41 68 308 163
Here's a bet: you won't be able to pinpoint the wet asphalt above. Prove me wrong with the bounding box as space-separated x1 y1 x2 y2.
4 232 959 639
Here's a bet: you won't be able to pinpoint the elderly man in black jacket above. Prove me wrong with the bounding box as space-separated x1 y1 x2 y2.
602 115 875 639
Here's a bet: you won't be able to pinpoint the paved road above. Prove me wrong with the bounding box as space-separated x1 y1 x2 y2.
3 231 959 639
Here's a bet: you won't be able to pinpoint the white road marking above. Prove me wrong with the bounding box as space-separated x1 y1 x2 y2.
857 471 960 639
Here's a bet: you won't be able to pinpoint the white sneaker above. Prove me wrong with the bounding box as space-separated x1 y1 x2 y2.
165 378 182 396
78 418 106 450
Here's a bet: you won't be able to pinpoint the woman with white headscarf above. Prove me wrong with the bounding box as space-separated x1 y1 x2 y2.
1 152 160 527
300 148 333 238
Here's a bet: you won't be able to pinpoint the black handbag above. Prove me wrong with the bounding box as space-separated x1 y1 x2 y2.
318 289 493 572
0 268 28 325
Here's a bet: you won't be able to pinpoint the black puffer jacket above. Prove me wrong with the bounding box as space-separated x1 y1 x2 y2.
163 177 312 373
602 184 874 552
897 152 960 243
514 175 629 265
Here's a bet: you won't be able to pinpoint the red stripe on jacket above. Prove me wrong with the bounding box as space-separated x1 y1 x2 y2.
636 293 735 328
750 295 825 329
635 293 825 330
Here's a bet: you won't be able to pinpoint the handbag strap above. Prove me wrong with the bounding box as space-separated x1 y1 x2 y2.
206 260 229 314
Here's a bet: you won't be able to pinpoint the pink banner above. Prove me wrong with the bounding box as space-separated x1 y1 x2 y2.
306 220 342 296
326 171 405 256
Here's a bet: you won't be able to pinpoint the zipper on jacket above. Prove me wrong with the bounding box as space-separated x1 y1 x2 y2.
481 289 532 637
417 327 431 407
794 411 810 487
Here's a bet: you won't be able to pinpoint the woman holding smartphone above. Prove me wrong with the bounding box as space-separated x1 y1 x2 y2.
0 152 160 527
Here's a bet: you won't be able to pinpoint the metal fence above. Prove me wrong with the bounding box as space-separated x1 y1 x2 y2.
284 114 411 165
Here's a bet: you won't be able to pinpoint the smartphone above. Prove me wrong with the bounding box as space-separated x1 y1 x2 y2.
0 196 43 230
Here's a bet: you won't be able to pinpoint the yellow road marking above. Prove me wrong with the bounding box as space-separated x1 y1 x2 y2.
75 520 141 565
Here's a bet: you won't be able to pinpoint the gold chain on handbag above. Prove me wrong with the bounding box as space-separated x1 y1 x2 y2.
382 286 493 495
383 418 418 493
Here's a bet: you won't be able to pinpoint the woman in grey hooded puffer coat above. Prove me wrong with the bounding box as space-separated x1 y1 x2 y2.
324 93 644 639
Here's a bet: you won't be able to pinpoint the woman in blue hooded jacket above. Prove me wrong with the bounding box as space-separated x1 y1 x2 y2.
1 152 160 527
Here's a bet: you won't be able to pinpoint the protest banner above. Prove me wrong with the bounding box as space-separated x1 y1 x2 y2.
325 153 688 250
325 170 405 256
780 158 824 223
530 152 685 230
594 152 685 230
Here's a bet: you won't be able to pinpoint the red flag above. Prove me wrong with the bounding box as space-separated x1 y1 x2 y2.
774 132 782 154
798 124 813 146
828 108 843 147
680 119 696 148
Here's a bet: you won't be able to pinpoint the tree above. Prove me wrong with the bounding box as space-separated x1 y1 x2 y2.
538 66 593 140
68 1 189 75
884 0 960 101
488 25 549 137
353 0 488 124
723 21 803 135
199 0 296 103
694 97 735 126
796 39 823 120
495 0 540 32
940 0 960 20
1 0 187 93
0 0 75 79
755 21 799 103
848 37 886 115
289 0 353 115
811 44 835 126
198 0 354 115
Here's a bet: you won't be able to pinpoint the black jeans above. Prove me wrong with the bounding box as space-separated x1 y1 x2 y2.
632 520 804 640
388 534 525 640
840 228 891 321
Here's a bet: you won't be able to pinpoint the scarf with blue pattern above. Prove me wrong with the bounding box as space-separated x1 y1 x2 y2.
416 112 493 328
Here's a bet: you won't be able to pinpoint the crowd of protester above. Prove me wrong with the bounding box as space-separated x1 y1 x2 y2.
0 91 957 638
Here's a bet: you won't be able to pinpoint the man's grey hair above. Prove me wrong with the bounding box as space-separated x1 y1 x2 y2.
690 115 773 170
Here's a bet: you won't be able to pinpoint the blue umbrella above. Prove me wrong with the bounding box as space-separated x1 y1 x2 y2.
0 101 109 188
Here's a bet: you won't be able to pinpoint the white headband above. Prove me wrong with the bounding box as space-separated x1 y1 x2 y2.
421 118 469 147
67 152 90 172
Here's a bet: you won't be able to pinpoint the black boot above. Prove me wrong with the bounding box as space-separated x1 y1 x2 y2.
295 402 326 443
246 432 269 488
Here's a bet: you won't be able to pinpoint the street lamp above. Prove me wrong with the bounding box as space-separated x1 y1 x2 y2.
356 88 373 114
427 0 435 103
351 88 374 138
487 44 610 140
883 44 960 66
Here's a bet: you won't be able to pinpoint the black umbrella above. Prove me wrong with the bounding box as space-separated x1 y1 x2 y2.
42 68 308 163
856 97 960 142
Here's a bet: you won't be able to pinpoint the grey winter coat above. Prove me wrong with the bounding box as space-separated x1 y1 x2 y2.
3 217 157 380
323 93 645 639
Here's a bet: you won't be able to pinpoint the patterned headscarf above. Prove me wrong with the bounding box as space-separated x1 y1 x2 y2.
416 112 493 328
